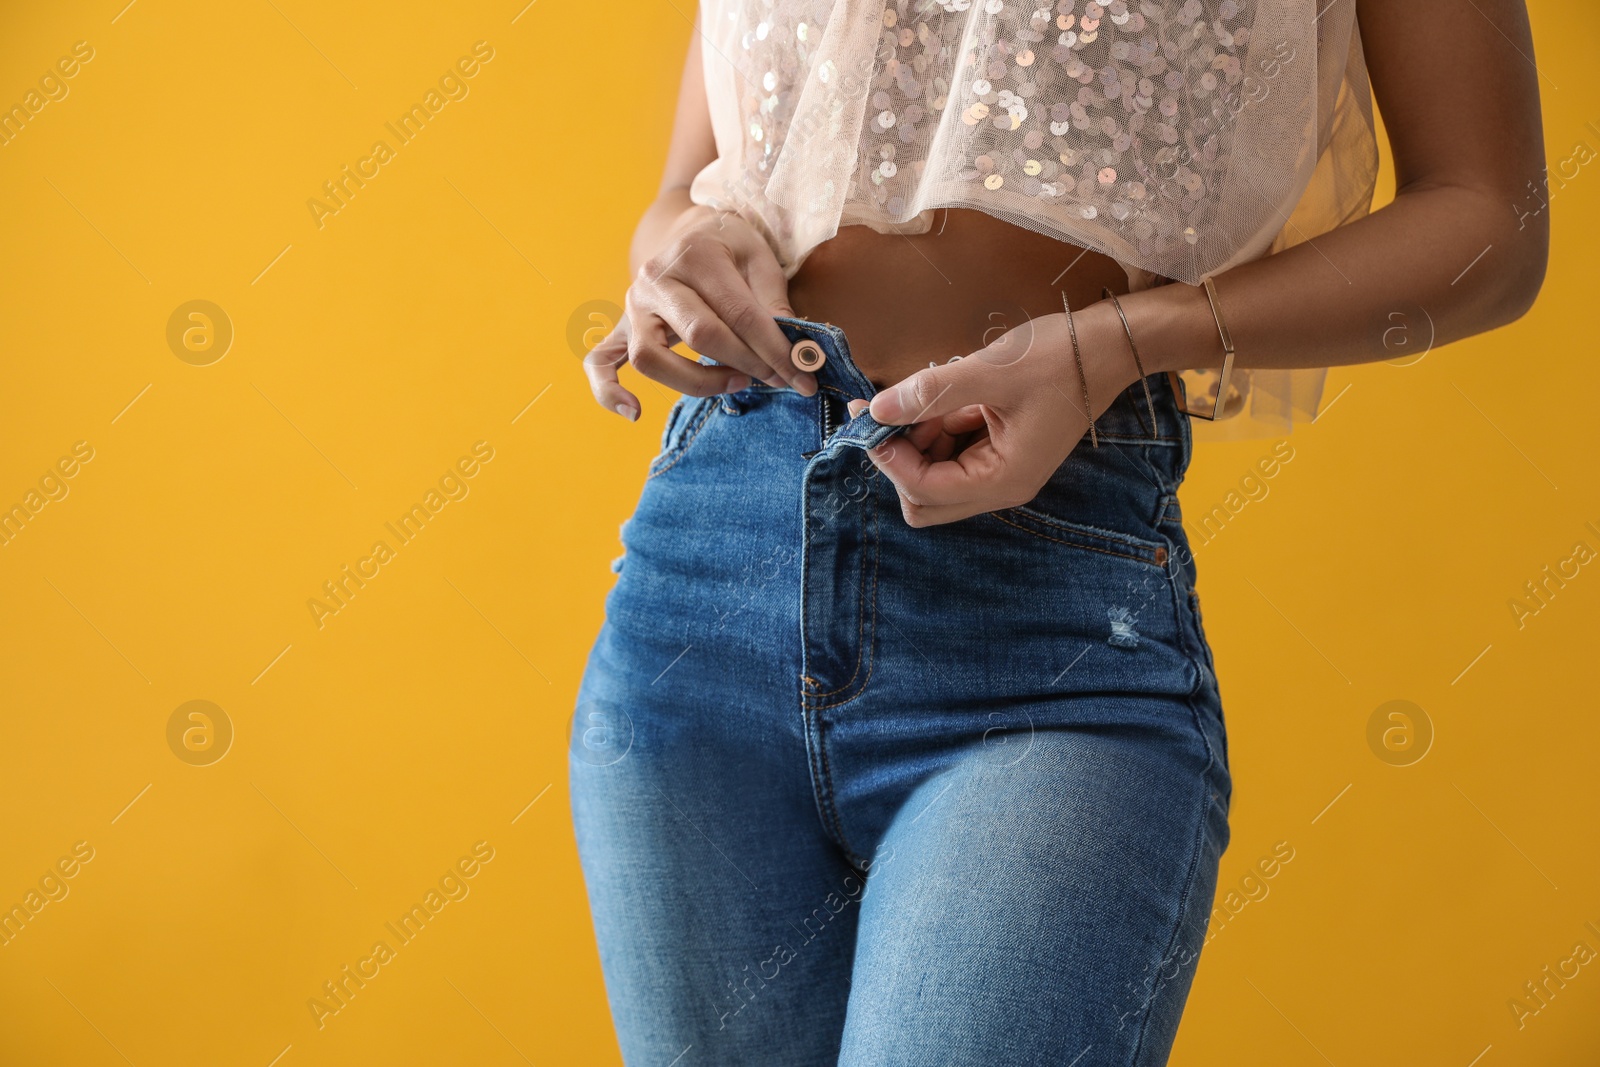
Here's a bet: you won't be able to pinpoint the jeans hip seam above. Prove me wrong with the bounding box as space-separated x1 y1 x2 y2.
1125 736 1222 1066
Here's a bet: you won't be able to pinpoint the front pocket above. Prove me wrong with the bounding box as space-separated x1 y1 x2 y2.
647 394 719 480
987 502 1171 570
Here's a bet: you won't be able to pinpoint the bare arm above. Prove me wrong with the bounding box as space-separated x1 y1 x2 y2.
1121 0 1550 377
584 11 815 419
862 0 1550 525
628 11 719 277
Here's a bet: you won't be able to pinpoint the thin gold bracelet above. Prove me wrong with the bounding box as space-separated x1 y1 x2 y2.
1102 287 1160 438
1168 276 1237 422
1061 291 1098 448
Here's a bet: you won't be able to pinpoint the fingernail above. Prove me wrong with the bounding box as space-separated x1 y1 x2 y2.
614 403 638 421
728 374 752 392
847 399 868 418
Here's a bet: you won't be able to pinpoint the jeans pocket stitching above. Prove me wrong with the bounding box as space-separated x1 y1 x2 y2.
646 396 718 480
989 505 1167 568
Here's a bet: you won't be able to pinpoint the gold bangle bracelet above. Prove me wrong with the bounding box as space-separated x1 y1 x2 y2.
1167 275 1237 422
1102 287 1160 438
1061 291 1098 449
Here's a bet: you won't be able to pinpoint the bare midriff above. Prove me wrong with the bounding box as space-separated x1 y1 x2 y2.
785 207 1133 391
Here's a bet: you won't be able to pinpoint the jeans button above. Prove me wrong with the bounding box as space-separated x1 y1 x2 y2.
790 338 826 371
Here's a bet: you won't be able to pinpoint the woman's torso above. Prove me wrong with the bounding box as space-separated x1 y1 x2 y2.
787 210 1129 390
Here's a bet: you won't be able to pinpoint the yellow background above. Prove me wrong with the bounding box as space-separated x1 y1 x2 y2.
0 1 1596 1064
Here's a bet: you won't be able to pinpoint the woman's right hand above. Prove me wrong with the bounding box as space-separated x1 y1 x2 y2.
584 205 818 421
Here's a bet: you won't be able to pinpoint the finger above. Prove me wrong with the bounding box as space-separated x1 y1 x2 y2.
924 427 961 463
848 397 948 454
904 418 948 453
583 322 641 421
868 353 1018 426
895 497 995 527
627 307 753 398
940 405 988 436
713 298 817 395
741 236 794 318
931 405 988 460
649 238 815 395
735 245 818 396
642 281 781 389
864 435 1007 513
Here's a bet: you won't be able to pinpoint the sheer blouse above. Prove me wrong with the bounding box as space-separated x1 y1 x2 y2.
688 0 1380 438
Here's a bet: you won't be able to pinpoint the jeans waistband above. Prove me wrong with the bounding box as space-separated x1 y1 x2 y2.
770 314 1189 448
771 315 904 452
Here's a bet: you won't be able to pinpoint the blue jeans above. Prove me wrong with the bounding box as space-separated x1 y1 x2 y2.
570 315 1232 1066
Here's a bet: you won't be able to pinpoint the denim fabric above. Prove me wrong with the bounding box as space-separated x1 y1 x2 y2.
569 315 1232 1067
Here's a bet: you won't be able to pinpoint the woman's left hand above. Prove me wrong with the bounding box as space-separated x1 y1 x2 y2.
847 301 1141 527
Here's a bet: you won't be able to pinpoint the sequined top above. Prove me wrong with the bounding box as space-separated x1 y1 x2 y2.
688 0 1380 438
